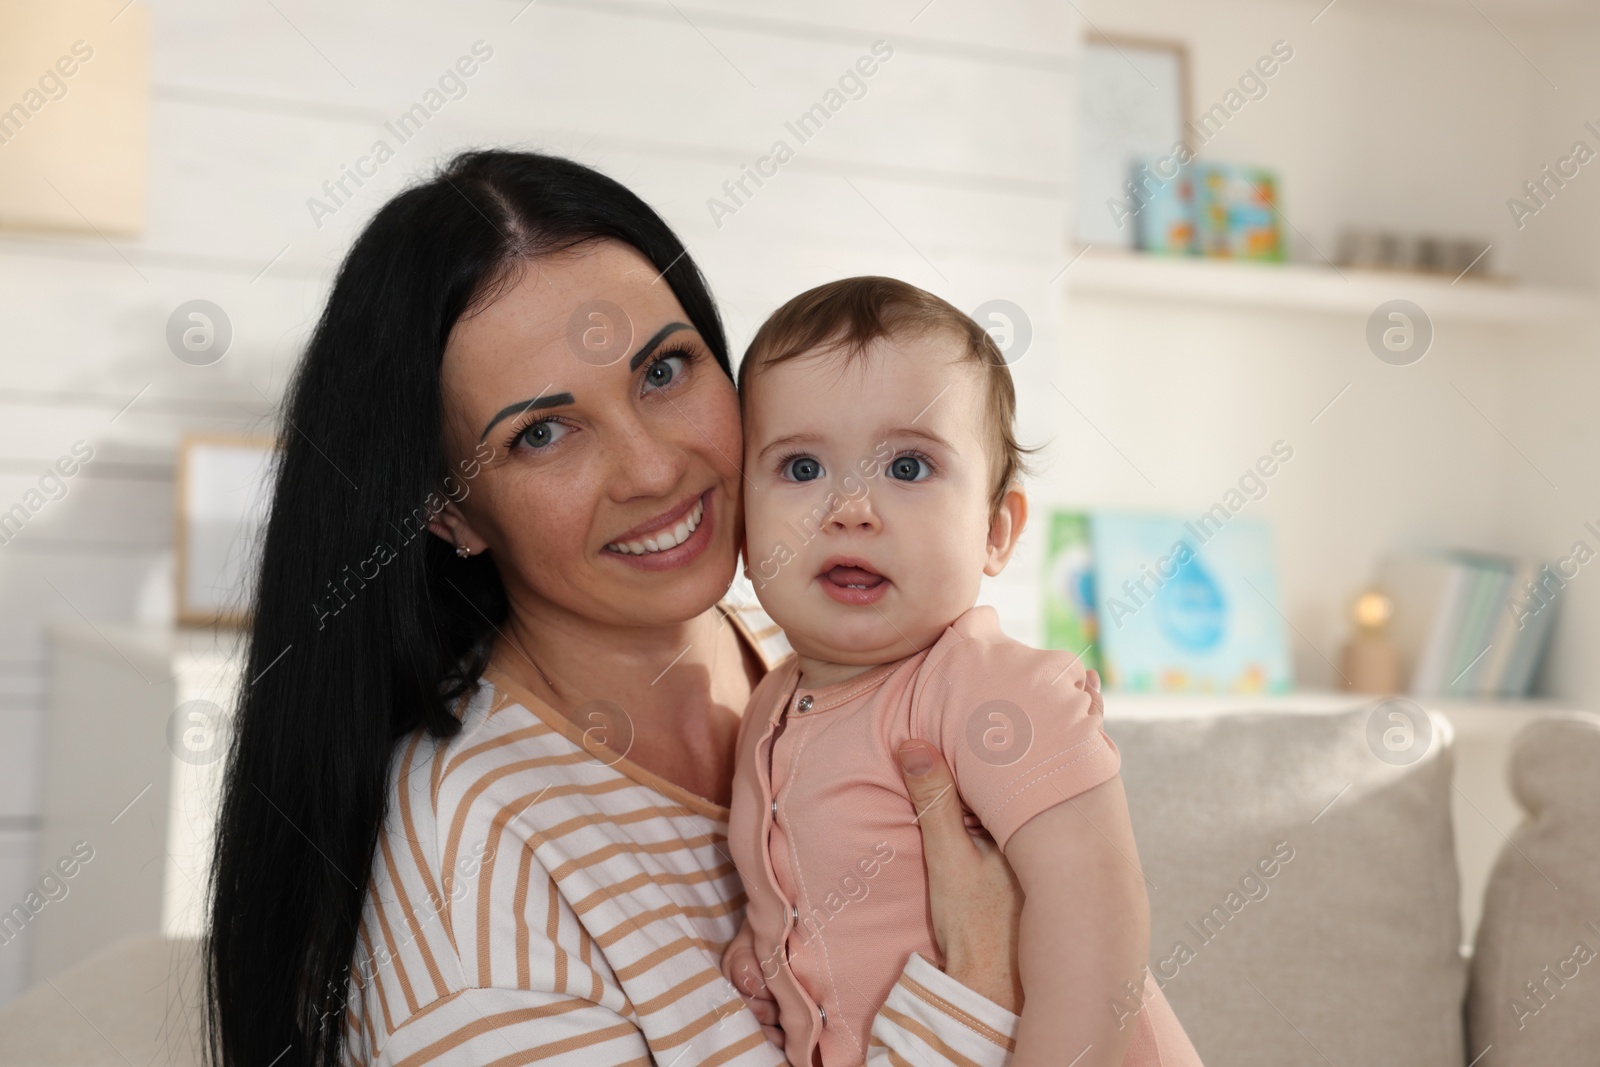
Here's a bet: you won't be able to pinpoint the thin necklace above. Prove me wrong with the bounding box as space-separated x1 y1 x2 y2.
494 627 571 711
507 607 729 713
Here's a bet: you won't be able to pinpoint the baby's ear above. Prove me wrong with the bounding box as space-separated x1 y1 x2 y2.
983 486 1028 576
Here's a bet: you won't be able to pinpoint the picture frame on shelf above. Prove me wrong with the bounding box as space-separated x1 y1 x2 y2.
175 434 277 627
1075 33 1191 248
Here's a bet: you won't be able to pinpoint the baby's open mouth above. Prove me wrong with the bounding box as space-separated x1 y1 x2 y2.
817 561 890 605
823 565 884 590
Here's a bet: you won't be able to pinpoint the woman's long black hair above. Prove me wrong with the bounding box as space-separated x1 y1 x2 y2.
204 150 730 1067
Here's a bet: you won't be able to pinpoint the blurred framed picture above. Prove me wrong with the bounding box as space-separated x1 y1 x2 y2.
175 435 277 627
1075 34 1191 247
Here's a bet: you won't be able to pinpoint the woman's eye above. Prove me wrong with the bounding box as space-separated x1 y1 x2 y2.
888 454 930 482
642 354 688 393
784 456 823 482
516 419 570 450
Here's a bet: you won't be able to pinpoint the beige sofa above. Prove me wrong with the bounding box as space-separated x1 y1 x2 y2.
1106 704 1600 1066
2 706 1595 1066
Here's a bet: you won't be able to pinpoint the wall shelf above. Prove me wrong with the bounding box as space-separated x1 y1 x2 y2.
1064 249 1597 327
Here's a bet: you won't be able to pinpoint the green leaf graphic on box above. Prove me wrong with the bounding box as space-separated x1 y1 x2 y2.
1043 510 1100 672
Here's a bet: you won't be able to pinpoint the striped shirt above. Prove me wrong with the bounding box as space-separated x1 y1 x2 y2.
340 595 1021 1066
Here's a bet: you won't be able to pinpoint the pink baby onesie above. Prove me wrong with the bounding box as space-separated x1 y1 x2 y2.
728 606 1203 1067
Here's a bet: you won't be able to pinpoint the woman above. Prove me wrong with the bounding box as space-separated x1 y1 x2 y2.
204 151 1090 1066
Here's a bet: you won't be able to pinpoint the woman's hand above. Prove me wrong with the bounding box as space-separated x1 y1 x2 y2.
722 920 785 1051
897 669 1105 1015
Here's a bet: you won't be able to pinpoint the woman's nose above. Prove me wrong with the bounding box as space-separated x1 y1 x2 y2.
608 411 688 499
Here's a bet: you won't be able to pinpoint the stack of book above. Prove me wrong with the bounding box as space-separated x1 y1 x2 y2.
1378 551 1560 698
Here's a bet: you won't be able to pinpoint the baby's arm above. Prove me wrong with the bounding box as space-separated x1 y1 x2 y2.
1005 773 1151 1067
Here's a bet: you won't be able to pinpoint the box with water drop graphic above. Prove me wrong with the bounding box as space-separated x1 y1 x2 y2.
1089 513 1293 693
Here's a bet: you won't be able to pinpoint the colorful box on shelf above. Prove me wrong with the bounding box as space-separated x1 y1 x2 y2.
1044 509 1294 693
1132 157 1284 262
1131 157 1195 256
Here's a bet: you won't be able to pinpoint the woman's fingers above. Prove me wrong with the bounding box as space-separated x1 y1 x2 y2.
747 994 779 1026
725 940 785 1049
901 738 1025 1015
724 941 770 999
746 993 784 1049
898 740 977 863
961 808 991 840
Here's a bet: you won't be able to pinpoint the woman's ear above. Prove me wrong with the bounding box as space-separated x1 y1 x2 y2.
983 486 1028 577
427 499 490 557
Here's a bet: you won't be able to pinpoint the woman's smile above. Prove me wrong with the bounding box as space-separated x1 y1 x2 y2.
602 487 716 571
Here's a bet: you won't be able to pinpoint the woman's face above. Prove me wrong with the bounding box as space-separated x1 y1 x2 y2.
434 239 743 630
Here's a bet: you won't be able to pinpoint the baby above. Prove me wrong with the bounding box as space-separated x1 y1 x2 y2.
720 278 1202 1067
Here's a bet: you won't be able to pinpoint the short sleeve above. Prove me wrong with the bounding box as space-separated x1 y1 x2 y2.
912 607 1121 850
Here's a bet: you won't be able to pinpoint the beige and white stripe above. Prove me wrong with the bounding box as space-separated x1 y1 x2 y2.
340 597 1019 1066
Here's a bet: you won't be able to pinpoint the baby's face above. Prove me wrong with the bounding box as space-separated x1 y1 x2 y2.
742 331 1013 668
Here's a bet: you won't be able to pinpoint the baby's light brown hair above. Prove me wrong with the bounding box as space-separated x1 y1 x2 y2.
738 276 1032 515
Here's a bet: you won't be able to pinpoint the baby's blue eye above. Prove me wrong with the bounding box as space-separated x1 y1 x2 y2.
888 455 929 482
785 457 823 482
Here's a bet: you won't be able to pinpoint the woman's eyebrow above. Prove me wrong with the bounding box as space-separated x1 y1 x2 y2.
474 322 692 441
479 392 576 441
629 322 692 370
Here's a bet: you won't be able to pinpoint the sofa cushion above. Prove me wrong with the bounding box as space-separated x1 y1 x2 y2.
1105 702 1466 1067
1467 711 1600 1064
0 934 204 1066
